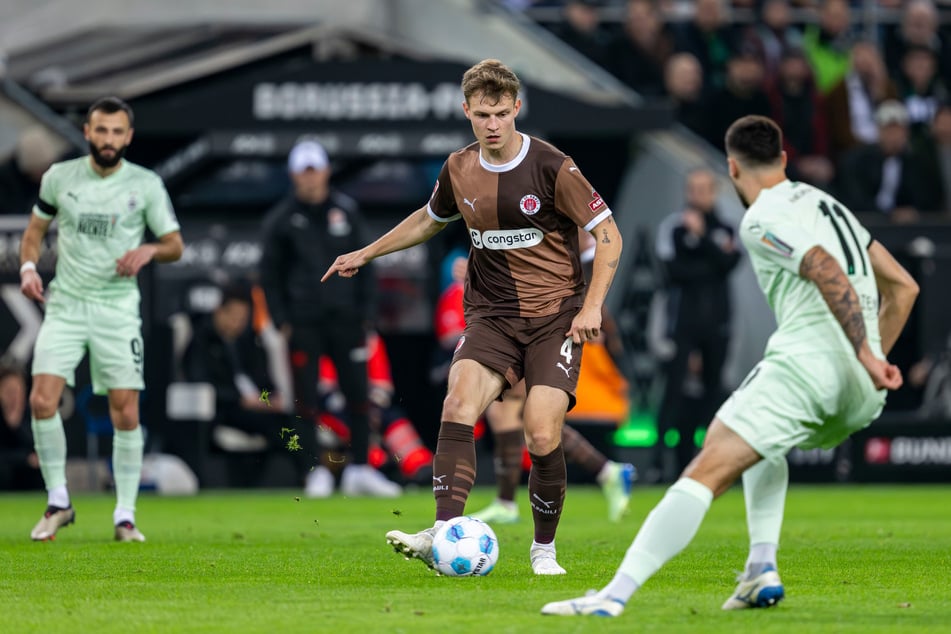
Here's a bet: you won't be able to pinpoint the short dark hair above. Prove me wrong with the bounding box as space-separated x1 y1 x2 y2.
724 115 783 168
86 96 134 127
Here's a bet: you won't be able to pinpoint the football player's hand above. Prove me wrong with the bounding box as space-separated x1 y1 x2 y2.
116 244 158 277
566 306 602 344
20 269 45 303
865 357 903 391
322 250 368 281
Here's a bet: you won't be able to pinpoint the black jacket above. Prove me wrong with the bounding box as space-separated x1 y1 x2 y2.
183 317 272 410
836 142 944 215
259 190 375 327
657 210 741 332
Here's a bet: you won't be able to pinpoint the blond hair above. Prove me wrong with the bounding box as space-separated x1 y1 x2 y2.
461 59 521 104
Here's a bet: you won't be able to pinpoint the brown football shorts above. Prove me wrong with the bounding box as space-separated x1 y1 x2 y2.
451 310 583 410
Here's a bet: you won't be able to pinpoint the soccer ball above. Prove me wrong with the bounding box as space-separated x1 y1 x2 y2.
431 516 499 577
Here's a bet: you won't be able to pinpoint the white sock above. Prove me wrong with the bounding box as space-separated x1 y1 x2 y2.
48 485 70 509
600 570 639 603
112 426 144 516
114 507 135 526
613 478 714 596
531 540 555 552
33 414 69 502
595 461 615 485
746 543 779 578
742 459 787 577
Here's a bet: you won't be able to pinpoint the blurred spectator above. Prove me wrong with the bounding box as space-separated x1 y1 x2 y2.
654 168 740 477
908 331 951 419
824 40 900 166
897 44 949 134
766 48 835 187
836 100 943 223
704 51 771 150
802 0 854 94
260 140 399 496
674 0 740 92
663 52 710 139
182 282 328 495
928 102 951 215
605 0 677 97
883 0 951 84
0 363 42 491
548 0 610 67
741 0 804 78
316 333 434 487
0 126 66 215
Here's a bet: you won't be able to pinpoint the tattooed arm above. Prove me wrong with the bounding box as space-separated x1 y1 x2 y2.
567 216 623 344
799 245 903 390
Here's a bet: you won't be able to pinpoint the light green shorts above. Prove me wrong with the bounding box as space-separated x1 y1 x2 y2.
32 293 144 395
716 351 886 463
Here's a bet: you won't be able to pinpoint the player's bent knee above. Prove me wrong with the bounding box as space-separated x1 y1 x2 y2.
524 429 560 456
441 394 481 425
29 391 59 419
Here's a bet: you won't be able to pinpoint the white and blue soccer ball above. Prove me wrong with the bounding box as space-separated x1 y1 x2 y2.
431 516 499 577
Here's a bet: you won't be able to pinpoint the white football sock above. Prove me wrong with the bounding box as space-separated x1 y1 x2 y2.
742 459 787 577
32 413 69 506
113 426 144 521
612 477 714 598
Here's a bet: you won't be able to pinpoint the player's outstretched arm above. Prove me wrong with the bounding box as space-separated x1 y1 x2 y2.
799 245 902 390
867 240 919 355
321 206 444 282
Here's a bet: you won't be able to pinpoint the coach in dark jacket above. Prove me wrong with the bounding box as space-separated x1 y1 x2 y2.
259 140 399 497
654 168 741 477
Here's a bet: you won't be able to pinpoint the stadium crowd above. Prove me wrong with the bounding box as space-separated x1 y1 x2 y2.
533 0 951 223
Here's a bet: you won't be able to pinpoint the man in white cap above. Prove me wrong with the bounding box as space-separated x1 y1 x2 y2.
260 140 401 497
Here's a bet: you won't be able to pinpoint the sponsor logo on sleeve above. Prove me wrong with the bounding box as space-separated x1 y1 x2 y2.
588 191 605 213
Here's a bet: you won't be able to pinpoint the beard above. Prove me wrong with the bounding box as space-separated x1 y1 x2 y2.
89 142 128 168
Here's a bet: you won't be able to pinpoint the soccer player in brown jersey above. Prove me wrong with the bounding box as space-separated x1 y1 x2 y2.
322 58 623 575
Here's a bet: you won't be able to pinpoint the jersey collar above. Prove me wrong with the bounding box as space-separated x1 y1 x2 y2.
85 156 126 179
479 133 530 173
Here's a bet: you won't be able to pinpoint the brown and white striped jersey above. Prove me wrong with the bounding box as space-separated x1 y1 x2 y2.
427 133 613 319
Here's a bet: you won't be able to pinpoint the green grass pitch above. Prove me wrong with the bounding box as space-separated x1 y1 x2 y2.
2 484 949 633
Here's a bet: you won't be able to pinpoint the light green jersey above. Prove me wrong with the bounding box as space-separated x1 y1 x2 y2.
739 180 882 359
34 156 180 311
